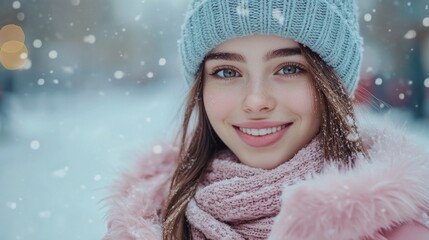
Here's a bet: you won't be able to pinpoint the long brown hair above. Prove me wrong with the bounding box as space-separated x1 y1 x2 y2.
162 44 368 239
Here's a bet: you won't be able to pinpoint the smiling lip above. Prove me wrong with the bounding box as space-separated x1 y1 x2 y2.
233 122 293 148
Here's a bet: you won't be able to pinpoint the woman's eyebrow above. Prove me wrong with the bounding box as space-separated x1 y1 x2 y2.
265 47 302 61
204 47 301 63
204 52 245 62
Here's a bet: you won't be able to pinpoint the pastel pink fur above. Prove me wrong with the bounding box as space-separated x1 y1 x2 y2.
269 127 429 240
103 122 429 239
103 144 179 240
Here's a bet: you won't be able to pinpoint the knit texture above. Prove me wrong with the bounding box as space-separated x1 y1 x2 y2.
185 137 326 239
178 0 363 95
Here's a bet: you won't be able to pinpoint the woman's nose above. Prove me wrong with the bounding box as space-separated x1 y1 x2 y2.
242 81 276 114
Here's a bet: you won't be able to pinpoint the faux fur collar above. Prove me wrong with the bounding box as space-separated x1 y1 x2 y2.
269 124 429 240
103 117 429 240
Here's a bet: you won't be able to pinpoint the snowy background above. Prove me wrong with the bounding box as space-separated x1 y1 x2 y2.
0 0 428 239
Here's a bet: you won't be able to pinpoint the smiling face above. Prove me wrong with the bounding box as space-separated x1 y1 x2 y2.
202 35 322 169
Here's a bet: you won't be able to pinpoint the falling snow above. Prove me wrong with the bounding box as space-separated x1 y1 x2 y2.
375 78 383 85
159 58 166 66
52 166 69 178
404 30 417 39
346 115 354 126
83 34 96 44
30 140 40 150
39 211 51 219
364 13 372 22
17 12 25 21
423 17 429 27
346 132 359 142
62 66 74 74
152 144 163 154
12 1 21 9
48 50 58 59
7 202 17 209
114 70 124 79
37 78 45 85
22 58 32 69
33 39 42 48
19 52 28 60
94 175 102 181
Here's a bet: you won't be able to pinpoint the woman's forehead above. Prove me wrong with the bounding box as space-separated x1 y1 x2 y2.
207 35 303 63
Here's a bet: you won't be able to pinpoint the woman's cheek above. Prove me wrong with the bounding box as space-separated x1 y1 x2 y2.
203 88 236 121
283 81 318 115
203 84 239 125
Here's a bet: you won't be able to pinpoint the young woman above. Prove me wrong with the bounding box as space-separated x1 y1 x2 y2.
103 0 429 239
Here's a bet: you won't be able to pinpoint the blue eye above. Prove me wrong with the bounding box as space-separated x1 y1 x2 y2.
277 65 303 75
214 68 241 78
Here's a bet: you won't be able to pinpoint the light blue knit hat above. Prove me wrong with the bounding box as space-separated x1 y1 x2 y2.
178 0 363 95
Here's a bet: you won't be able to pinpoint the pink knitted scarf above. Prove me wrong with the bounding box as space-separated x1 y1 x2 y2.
185 137 326 239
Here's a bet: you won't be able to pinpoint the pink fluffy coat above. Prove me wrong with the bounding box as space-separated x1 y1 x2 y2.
103 123 429 240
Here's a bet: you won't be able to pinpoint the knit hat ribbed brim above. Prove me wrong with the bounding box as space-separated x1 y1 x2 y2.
178 0 363 95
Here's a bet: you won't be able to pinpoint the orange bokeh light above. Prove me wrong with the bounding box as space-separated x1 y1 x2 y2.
0 41 28 70
0 24 28 70
0 24 25 46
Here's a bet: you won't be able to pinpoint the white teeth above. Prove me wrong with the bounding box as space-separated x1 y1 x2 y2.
251 129 258 135
239 124 287 136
